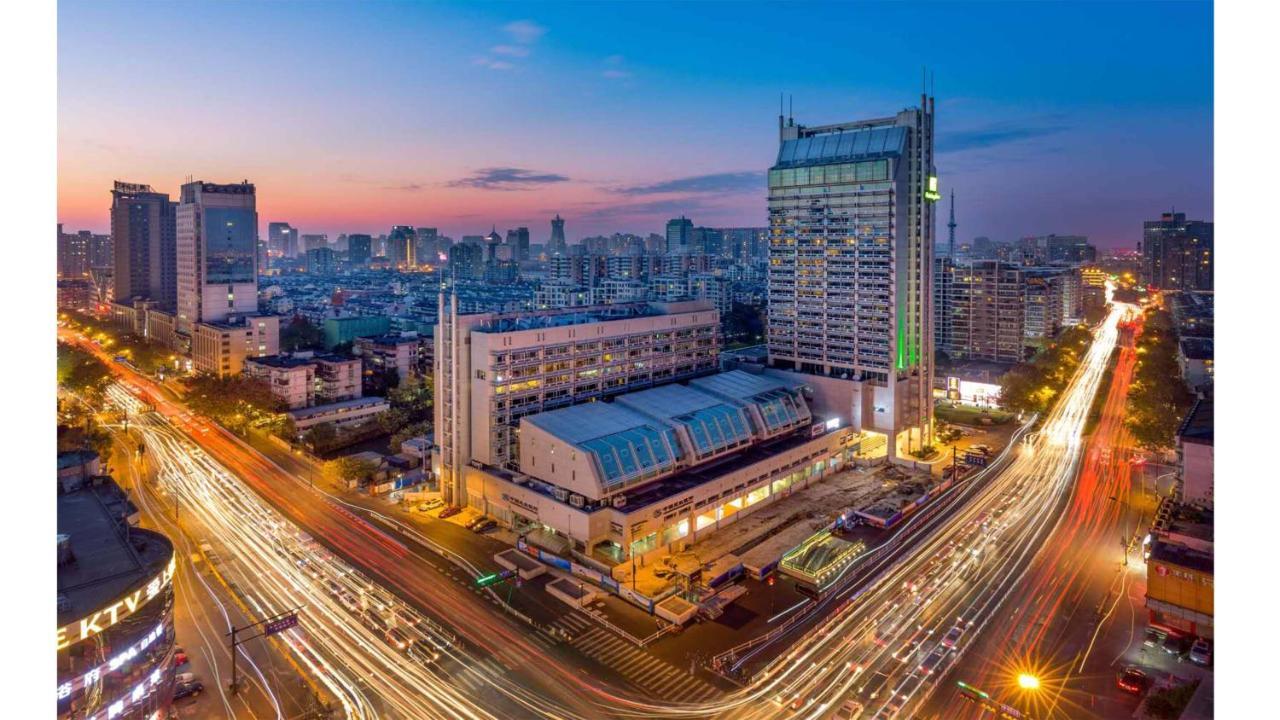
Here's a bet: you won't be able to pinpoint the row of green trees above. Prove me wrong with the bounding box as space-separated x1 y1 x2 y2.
1125 309 1194 450
997 325 1094 415
184 373 287 434
60 309 176 375
56 342 115 457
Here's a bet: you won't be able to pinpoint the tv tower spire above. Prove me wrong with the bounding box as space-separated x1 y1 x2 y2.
947 189 957 259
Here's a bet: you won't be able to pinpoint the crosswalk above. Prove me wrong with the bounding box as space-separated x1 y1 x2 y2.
569 626 722 703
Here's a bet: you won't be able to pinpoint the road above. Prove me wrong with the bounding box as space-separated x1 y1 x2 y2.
108 428 322 720
62 290 1126 720
924 308 1189 720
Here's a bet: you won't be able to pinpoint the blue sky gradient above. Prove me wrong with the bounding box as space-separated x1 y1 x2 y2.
58 0 1212 247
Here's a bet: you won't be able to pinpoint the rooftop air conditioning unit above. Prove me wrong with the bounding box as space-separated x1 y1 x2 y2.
570 494 585 509
553 487 569 502
612 495 628 509
512 474 529 486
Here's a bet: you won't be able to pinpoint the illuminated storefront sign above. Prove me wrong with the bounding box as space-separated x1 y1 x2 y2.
58 622 167 699
57 555 176 651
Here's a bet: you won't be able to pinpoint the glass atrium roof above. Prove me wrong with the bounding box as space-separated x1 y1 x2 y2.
774 126 906 169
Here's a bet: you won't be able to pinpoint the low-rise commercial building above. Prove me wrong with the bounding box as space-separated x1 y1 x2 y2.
458 369 857 568
1146 534 1213 640
1178 337 1214 392
58 455 177 720
287 396 390 431
190 314 280 377
323 315 392 350
1176 398 1213 510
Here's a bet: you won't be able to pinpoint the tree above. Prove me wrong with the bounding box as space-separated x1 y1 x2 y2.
1125 309 1194 450
281 316 326 352
303 422 338 450
390 420 431 450
57 342 112 403
322 456 380 486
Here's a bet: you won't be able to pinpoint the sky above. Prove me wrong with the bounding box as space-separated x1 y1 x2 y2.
57 0 1213 248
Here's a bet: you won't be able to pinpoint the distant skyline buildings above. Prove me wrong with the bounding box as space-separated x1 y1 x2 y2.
57 3 1211 247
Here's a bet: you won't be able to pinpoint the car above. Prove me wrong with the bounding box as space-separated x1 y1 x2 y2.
858 671 891 701
385 627 414 651
1117 666 1151 694
416 501 441 512
173 651 190 667
438 506 461 519
175 672 198 685
918 646 949 676
1143 627 1168 648
465 516 489 530
1161 634 1191 658
174 680 204 700
475 520 498 533
832 699 864 719
940 623 966 649
1189 639 1212 666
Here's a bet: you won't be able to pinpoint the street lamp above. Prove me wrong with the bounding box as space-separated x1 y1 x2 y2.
1016 673 1041 691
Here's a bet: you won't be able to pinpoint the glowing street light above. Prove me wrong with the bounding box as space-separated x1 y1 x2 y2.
1017 673 1041 691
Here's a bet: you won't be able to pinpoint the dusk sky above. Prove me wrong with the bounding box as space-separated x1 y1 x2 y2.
58 0 1212 248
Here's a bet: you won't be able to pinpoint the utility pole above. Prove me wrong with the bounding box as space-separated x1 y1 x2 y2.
228 608 301 694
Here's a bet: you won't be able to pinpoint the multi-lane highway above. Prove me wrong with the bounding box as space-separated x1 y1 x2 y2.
63 294 1128 720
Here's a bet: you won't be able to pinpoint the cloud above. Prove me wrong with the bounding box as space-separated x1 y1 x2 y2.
473 57 515 71
602 69 633 79
449 167 570 191
491 44 530 57
384 183 424 192
503 20 546 44
938 121 1068 153
612 171 765 195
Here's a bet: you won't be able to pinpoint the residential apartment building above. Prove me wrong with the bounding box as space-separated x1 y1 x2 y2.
245 352 363 409
766 97 937 456
1141 212 1213 291
435 299 720 505
355 332 425 383
940 260 1026 364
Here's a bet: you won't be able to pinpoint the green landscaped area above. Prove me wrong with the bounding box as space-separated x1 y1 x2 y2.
935 402 1014 426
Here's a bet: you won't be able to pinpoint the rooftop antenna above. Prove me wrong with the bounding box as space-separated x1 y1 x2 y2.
948 190 957 259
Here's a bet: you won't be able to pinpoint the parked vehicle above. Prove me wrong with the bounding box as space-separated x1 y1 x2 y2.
1161 635 1191 658
174 680 204 700
417 499 443 512
464 516 488 530
438 506 462 519
175 672 197 685
1117 666 1150 694
472 519 497 533
1143 627 1167 648
173 651 189 667
1189 639 1212 666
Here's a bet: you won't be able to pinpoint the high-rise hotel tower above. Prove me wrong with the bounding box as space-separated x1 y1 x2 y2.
766 95 937 456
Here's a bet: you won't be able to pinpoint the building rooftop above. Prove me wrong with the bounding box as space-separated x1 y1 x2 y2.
1149 538 1213 575
246 354 316 369
775 125 907 168
1179 337 1214 361
286 396 389 420
57 477 173 627
616 384 754 459
525 401 683 488
1177 398 1213 445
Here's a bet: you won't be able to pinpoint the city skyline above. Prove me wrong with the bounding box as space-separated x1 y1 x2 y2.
58 0 1212 246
